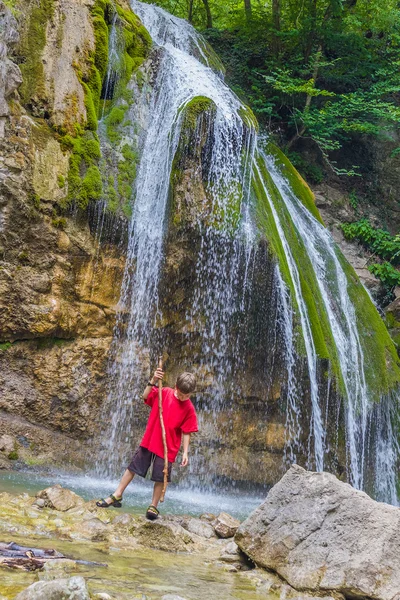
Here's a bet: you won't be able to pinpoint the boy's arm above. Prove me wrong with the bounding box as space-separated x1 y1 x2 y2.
181 433 191 466
142 368 164 400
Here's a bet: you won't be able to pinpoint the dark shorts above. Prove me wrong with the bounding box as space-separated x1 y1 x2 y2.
127 446 172 483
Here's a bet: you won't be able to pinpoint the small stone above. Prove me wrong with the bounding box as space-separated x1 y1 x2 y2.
0 454 11 469
161 596 189 600
52 518 65 527
214 512 240 538
92 594 113 600
33 498 45 508
0 434 15 454
200 512 216 522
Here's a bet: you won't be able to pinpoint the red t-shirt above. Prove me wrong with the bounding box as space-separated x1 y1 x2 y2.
141 387 198 462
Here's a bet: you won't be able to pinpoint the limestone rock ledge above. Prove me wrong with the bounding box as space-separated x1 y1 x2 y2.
236 464 400 600
0 0 126 456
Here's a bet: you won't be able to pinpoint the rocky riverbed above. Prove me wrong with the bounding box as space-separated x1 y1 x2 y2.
0 481 298 600
2 466 398 600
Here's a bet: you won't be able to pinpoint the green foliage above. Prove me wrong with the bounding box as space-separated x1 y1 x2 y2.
342 219 400 291
8 450 19 461
57 175 65 189
369 263 400 288
341 219 400 264
0 342 12 351
287 151 324 184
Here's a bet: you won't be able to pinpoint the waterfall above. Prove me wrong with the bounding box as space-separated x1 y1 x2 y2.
95 0 400 503
97 0 258 474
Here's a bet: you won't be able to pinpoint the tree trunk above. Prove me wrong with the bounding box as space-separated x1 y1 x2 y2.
244 0 252 19
188 0 194 23
201 0 213 28
304 0 318 63
272 0 281 57
287 45 322 149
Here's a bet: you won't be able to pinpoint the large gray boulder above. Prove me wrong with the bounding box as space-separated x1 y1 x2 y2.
15 576 89 600
235 465 400 600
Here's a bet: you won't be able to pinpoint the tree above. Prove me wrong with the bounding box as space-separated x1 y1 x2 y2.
272 0 281 56
201 0 213 28
244 0 252 20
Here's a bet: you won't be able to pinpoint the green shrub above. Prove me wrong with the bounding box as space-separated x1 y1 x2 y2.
369 263 400 288
341 219 400 264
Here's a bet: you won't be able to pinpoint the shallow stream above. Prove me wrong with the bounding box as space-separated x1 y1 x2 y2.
0 470 264 520
0 534 272 600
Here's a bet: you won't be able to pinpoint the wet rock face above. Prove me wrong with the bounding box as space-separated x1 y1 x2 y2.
0 0 126 453
236 465 400 600
0 2 22 119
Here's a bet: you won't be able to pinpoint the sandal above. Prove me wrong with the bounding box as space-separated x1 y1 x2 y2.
96 494 122 508
146 505 159 520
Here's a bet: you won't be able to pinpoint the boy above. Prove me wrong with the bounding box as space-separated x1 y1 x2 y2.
96 367 198 520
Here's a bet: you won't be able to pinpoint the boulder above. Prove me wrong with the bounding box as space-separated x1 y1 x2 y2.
15 576 89 600
235 465 400 600
70 517 109 542
213 512 240 538
133 520 194 553
36 485 85 511
182 517 216 539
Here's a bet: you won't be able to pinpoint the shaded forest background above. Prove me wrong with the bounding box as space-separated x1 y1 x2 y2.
151 0 400 300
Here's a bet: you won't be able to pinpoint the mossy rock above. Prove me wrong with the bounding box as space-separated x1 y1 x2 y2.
252 150 400 398
17 0 55 110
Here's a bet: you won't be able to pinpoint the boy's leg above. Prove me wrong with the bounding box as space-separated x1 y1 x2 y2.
114 468 135 497
102 469 135 505
150 481 163 508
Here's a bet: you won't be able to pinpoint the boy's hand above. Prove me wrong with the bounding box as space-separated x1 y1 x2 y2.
180 452 189 467
152 368 164 383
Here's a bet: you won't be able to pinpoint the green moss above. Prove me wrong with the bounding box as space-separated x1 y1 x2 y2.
238 105 258 131
61 132 103 209
264 141 324 225
0 342 12 351
253 150 400 398
82 165 103 201
57 175 65 189
105 105 128 142
8 451 19 461
180 96 214 132
337 253 400 397
52 216 67 229
253 154 341 373
18 0 55 108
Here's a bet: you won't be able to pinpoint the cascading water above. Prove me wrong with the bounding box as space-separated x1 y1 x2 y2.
254 146 400 496
95 0 400 503
97 0 259 475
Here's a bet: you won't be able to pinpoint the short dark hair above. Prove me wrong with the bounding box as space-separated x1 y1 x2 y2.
176 372 196 394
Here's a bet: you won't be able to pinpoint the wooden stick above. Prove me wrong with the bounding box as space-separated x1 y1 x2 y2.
158 355 169 503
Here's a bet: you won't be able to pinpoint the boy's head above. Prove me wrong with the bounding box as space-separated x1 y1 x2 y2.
175 372 196 401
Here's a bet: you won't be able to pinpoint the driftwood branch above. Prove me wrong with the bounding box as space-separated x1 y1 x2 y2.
0 542 107 571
